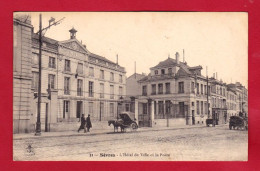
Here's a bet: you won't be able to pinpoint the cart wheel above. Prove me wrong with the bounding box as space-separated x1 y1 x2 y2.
131 123 138 131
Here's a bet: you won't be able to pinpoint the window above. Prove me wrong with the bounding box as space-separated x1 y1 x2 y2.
89 81 94 97
100 83 104 98
89 67 94 77
223 88 225 96
63 100 70 118
196 101 200 115
125 104 130 112
64 77 70 95
32 72 39 91
77 63 83 74
161 69 165 75
201 101 204 115
151 84 156 95
119 86 123 96
192 102 194 106
110 103 114 117
204 102 208 114
158 101 164 114
196 83 199 94
220 88 222 95
119 74 123 83
88 102 94 116
166 83 171 94
204 85 207 95
64 59 71 72
110 85 114 99
158 84 163 94
100 70 104 79
191 82 195 93
168 68 172 74
48 74 55 89
77 79 83 96
178 82 184 93
110 72 114 81
143 103 147 114
32 53 39 66
165 100 171 114
155 70 158 75
49 57 56 68
142 85 147 96
201 84 203 94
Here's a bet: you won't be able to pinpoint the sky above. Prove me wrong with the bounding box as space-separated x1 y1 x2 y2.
19 12 248 87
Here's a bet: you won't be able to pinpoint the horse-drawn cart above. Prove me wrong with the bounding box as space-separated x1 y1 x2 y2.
108 112 138 132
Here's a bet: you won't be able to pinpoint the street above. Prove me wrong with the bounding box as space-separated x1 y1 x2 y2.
13 125 248 161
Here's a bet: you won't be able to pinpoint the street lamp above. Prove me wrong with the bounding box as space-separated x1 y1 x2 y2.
35 14 64 136
147 98 152 127
117 96 124 120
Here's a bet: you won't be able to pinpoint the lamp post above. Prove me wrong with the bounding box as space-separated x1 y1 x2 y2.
117 96 124 120
147 98 152 127
35 14 65 136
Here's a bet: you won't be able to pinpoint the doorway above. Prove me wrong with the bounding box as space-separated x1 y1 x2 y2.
76 101 83 120
192 110 195 125
63 100 70 119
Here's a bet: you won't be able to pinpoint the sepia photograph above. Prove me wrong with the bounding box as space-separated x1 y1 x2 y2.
13 12 248 161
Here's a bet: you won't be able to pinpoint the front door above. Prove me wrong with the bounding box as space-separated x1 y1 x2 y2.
76 101 83 121
192 110 195 125
63 100 70 119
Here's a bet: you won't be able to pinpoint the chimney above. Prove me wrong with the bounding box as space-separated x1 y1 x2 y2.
83 44 86 48
175 52 179 64
213 73 215 79
216 72 218 80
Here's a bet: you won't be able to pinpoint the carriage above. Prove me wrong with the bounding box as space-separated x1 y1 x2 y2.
108 112 138 132
229 116 248 130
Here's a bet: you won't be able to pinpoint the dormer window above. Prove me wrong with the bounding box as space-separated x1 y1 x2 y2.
155 70 158 75
161 69 165 75
168 68 172 74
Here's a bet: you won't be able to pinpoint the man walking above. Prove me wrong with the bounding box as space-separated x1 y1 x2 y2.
86 114 92 132
78 114 86 133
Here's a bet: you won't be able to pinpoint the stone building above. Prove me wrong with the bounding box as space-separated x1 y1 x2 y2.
13 14 34 133
14 14 126 133
226 87 237 119
137 53 211 127
209 77 227 125
227 82 248 117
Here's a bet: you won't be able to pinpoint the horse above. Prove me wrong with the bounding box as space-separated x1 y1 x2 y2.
108 120 125 132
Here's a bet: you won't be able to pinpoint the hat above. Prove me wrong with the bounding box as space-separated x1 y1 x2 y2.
88 114 90 116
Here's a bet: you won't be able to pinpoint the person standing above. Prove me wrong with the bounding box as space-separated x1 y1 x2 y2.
86 114 92 132
78 114 86 133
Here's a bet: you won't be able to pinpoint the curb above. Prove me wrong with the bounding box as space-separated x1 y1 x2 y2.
13 124 221 140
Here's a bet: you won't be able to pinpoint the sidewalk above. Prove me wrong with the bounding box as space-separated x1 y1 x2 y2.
13 124 215 140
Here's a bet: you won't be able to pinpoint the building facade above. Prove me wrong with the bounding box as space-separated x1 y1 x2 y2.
137 53 211 127
13 14 34 133
14 14 126 133
209 78 227 124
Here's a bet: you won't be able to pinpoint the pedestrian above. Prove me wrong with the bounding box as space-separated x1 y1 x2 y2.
78 114 86 133
86 114 92 132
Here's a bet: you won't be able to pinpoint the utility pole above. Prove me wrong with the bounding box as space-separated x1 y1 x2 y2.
35 14 65 136
35 14 42 136
206 66 210 119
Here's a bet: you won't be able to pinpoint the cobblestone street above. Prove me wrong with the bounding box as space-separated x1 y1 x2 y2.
13 124 247 161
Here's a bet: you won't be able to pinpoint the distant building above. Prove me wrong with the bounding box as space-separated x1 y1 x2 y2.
227 82 248 117
126 73 146 97
209 77 227 125
137 52 211 127
226 87 237 119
